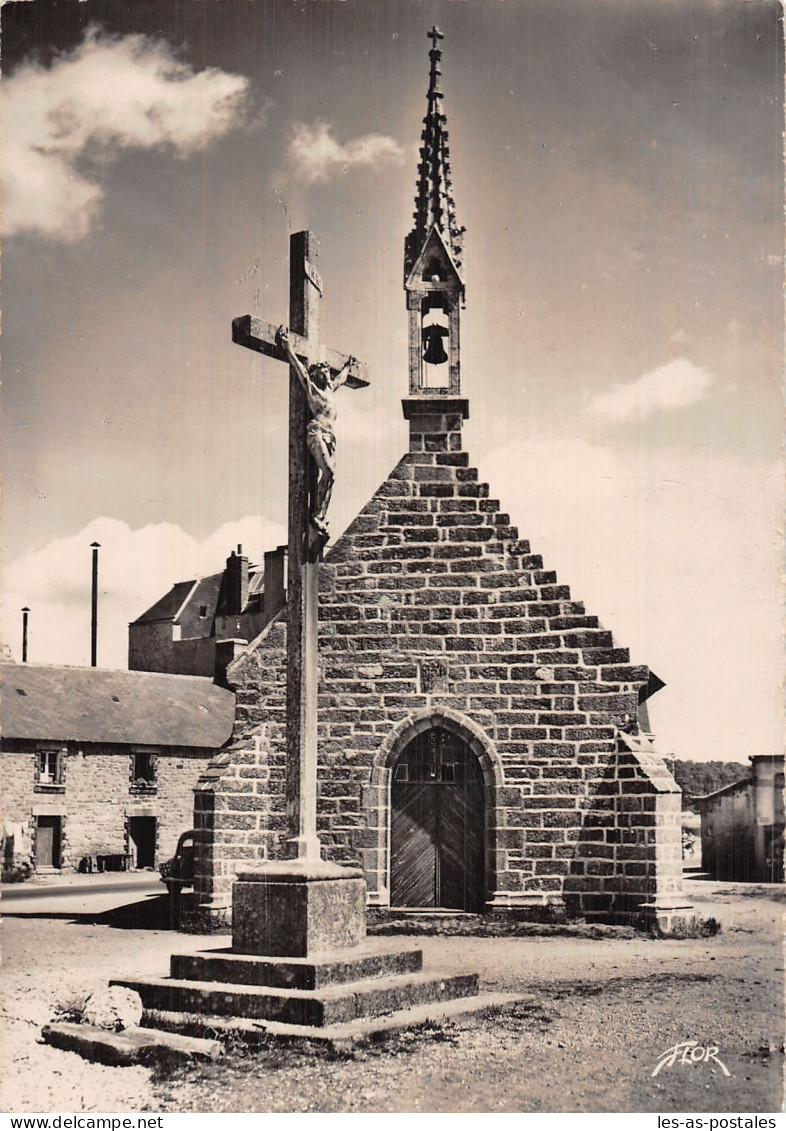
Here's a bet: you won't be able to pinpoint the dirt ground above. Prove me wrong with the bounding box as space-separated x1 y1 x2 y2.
1 878 783 1114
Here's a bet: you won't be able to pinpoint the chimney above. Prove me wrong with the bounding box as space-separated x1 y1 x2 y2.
263 545 287 624
224 544 249 616
213 638 247 689
21 607 30 662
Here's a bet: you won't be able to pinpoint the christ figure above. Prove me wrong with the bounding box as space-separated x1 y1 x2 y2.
277 325 358 536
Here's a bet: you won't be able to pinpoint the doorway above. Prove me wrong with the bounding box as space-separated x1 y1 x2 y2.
35 816 62 869
390 726 484 911
128 816 156 869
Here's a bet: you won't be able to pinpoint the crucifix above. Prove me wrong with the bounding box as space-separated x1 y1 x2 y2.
233 230 369 864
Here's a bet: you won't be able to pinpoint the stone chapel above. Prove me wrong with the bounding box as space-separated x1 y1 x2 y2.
188 30 689 934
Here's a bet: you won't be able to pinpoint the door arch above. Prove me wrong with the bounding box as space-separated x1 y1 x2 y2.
390 725 484 911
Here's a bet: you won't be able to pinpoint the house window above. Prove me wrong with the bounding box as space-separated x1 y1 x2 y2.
36 749 64 789
198 605 208 618
130 752 157 793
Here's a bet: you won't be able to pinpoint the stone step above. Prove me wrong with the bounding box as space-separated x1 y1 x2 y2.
40 1022 222 1066
112 970 479 1029
170 943 423 990
142 990 534 1051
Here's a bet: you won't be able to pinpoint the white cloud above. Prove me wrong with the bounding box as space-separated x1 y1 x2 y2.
287 121 405 185
2 26 249 241
587 358 715 423
1 516 286 669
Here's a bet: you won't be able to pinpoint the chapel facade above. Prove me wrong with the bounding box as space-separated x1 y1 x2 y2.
189 30 689 933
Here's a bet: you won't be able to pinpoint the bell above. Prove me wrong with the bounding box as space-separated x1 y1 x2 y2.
422 323 448 365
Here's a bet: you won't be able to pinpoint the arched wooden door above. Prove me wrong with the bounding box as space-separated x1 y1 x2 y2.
390 727 484 912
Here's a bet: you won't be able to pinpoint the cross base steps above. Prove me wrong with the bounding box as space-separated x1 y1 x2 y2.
141 991 534 1052
111 967 480 1028
44 868 510 1063
107 935 495 1038
40 1022 222 1066
170 940 423 989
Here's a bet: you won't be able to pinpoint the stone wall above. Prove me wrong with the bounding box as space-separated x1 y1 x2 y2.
192 439 686 928
565 743 683 921
128 620 174 672
1 741 211 874
129 621 216 676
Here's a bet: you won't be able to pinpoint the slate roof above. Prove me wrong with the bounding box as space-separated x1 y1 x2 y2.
131 580 197 625
131 570 262 636
0 662 234 749
177 574 224 638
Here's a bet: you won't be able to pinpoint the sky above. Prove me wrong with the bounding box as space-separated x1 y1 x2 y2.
2 0 783 765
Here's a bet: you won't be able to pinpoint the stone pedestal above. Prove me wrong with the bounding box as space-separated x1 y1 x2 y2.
108 857 527 1053
232 860 366 957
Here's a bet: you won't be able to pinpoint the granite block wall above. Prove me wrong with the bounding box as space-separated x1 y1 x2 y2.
191 438 685 927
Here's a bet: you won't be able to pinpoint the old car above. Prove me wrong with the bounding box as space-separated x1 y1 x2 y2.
158 829 195 897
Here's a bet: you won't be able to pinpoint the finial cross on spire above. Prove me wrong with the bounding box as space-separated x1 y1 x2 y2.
428 25 443 49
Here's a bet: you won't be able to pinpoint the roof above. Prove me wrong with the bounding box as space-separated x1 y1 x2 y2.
131 580 198 625
131 568 262 635
177 573 224 638
638 670 666 703
1 662 235 749
696 777 754 804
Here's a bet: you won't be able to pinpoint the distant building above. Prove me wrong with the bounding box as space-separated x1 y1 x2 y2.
128 545 286 678
0 662 234 876
698 755 785 882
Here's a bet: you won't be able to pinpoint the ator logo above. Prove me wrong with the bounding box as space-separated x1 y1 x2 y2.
651 1040 731 1077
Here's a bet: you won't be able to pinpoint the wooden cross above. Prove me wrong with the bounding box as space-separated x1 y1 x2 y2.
232 230 369 863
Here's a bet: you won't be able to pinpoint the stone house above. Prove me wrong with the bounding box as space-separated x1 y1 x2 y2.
698 754 784 882
129 544 286 678
0 661 234 876
187 32 690 934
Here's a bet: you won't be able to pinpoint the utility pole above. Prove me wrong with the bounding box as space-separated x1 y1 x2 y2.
90 542 100 667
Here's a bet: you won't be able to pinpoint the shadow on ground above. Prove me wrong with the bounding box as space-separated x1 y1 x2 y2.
2 895 178 930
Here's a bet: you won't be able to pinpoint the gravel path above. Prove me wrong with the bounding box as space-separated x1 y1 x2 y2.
1 880 782 1113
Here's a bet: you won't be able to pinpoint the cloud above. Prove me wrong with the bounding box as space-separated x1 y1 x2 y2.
287 121 405 185
587 358 715 423
2 26 249 241
1 515 286 669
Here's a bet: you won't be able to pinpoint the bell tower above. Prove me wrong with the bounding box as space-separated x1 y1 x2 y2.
403 27 468 452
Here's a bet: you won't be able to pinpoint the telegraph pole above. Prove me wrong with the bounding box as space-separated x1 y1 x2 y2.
90 542 100 667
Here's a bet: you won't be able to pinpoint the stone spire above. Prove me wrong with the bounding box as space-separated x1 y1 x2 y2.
403 28 467 429
404 26 465 280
